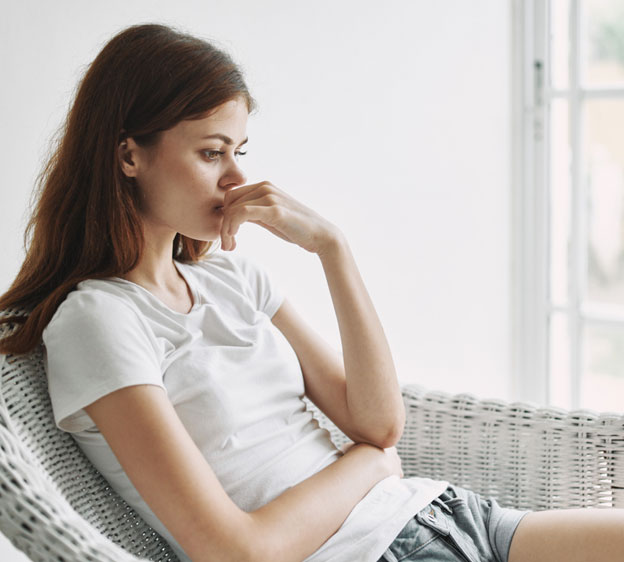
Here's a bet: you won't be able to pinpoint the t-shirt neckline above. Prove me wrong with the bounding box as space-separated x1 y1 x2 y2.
110 260 202 315
173 261 202 313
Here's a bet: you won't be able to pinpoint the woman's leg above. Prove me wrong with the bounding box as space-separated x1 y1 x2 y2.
508 508 624 562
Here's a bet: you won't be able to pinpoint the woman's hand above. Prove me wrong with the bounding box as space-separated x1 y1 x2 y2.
219 181 342 255
341 442 404 479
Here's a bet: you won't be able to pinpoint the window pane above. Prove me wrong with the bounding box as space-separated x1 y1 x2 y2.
549 311 572 409
582 322 624 412
550 98 571 305
583 0 624 86
585 98 624 305
550 0 569 90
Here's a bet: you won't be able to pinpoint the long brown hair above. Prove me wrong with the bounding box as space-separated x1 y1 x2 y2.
0 23 257 355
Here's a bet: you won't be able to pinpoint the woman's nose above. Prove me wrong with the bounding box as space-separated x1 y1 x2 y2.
220 160 247 190
231 164 246 186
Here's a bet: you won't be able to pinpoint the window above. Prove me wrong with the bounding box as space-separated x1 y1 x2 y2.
513 0 624 411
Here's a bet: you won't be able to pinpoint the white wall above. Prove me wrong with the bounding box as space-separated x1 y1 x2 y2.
0 1 511 559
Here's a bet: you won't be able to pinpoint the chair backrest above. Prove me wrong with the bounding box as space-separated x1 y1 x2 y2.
394 387 624 511
308 386 624 512
0 309 179 561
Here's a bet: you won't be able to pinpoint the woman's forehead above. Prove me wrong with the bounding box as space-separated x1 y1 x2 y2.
170 102 248 142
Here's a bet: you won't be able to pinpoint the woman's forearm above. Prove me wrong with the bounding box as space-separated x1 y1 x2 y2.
317 232 405 444
247 444 392 562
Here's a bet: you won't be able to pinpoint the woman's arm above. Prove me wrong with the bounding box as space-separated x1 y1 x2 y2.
315 233 406 446
271 234 405 449
220 181 405 448
84 384 401 562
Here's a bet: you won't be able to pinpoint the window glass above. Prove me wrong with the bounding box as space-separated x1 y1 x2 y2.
583 0 624 86
549 311 572 409
551 0 570 89
582 322 624 411
584 98 624 305
550 98 571 306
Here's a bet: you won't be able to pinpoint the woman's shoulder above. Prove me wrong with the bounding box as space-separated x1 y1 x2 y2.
45 279 146 336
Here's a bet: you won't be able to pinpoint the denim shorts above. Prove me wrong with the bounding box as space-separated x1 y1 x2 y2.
378 484 531 562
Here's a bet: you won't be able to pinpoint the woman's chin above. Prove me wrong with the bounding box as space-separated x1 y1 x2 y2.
177 230 220 245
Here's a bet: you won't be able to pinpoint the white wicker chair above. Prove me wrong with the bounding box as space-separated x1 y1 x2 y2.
1 307 624 561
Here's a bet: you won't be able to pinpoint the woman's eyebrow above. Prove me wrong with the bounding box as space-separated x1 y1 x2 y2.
200 133 248 146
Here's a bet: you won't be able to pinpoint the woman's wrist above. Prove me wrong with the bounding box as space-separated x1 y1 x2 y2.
343 442 400 481
315 225 347 259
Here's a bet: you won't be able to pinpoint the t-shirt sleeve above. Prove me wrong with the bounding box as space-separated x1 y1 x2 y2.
228 252 285 318
42 290 165 434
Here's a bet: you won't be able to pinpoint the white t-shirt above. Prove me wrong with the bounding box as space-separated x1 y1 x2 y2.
42 250 448 562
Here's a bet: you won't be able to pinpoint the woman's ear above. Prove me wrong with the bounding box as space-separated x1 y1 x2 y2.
118 137 140 178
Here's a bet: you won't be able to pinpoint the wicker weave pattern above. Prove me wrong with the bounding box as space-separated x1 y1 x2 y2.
309 386 624 511
0 310 177 562
0 304 623 560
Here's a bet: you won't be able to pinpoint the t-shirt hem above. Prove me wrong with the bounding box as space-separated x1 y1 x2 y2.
264 292 285 319
56 380 167 433
304 478 449 562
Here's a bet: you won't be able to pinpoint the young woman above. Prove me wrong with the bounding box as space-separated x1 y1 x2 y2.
1 22 623 562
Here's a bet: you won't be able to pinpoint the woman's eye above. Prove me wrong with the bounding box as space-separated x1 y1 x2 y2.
203 150 224 161
202 150 247 161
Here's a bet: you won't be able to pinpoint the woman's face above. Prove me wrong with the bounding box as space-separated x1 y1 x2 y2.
121 97 249 242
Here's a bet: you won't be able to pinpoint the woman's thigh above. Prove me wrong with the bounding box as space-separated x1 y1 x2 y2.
508 507 624 562
379 484 530 562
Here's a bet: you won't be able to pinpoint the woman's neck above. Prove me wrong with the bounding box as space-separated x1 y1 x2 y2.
120 227 180 293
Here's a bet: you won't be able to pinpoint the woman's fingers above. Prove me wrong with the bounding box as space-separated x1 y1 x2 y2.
220 185 281 246
223 204 274 236
223 236 236 251
222 193 283 235
224 180 283 208
222 182 261 206
218 180 339 254
220 205 280 250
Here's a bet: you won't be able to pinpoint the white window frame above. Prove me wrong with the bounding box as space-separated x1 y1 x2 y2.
512 0 624 408
512 0 550 406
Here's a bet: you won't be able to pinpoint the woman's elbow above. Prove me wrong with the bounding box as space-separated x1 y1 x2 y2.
378 420 405 449
364 416 405 449
381 403 406 447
